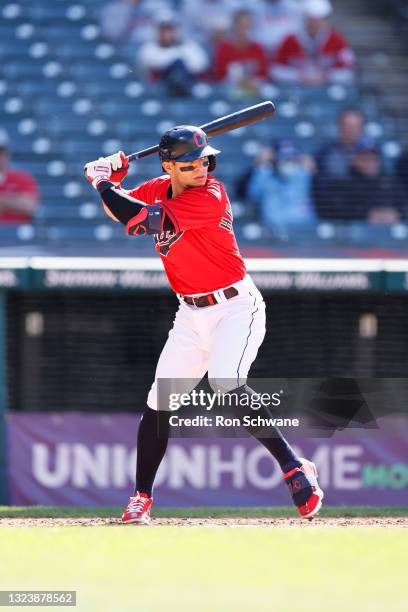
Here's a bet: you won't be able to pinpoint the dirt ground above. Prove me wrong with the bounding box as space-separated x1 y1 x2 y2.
1 517 408 527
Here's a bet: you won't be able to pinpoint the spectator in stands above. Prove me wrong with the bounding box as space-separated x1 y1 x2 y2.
0 132 39 223
181 0 300 50
316 138 405 223
213 10 268 95
253 0 302 53
137 20 209 96
313 108 364 205
180 0 235 46
100 0 174 50
247 141 317 232
271 0 355 84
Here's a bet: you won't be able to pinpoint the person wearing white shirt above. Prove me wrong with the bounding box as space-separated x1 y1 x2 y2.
137 20 209 95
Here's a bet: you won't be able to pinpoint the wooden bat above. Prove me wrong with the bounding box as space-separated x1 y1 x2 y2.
126 100 276 163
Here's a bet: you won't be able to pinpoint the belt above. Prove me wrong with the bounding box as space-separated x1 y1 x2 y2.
182 286 239 308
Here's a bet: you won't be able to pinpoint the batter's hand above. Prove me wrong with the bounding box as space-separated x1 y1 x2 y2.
105 151 129 185
85 158 112 190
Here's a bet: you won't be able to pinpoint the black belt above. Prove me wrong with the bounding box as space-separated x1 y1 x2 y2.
182 286 239 308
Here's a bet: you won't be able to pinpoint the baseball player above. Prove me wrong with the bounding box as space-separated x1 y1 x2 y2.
85 126 324 523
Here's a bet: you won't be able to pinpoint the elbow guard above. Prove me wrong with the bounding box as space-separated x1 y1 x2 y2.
126 205 163 236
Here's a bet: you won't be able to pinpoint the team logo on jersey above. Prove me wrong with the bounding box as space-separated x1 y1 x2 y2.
154 230 184 256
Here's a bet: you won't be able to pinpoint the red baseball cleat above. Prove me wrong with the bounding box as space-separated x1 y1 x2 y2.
284 458 324 519
121 492 153 525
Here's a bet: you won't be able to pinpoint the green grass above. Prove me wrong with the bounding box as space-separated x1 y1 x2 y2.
1 505 408 518
1 506 407 611
0 524 406 612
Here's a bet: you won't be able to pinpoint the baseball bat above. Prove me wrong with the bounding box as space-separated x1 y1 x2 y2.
127 100 275 162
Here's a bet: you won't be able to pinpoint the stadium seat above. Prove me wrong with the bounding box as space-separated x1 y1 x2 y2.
0 0 404 247
0 223 38 244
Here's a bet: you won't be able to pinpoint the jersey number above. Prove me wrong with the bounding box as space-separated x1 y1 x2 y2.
219 197 233 232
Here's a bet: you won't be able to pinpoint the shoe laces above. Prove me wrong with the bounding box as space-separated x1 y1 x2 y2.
128 494 150 513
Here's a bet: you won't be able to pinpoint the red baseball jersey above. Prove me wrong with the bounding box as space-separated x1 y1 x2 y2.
274 28 355 73
126 175 246 295
0 168 39 222
213 39 268 81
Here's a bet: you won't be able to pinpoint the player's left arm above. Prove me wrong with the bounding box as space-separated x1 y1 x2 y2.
84 157 163 236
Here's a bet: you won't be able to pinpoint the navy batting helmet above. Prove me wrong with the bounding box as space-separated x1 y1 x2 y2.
159 125 220 171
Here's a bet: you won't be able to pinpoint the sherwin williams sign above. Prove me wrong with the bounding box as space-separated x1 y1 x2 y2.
6 413 408 507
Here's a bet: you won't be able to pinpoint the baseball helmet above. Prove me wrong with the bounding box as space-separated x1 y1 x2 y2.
159 125 220 171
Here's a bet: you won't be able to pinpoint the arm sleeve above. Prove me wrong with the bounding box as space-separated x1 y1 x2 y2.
97 182 163 234
160 182 224 231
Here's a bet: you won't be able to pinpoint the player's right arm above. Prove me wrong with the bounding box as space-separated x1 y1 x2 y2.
84 154 163 236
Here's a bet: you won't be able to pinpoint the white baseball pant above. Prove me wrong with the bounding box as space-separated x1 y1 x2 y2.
147 274 266 410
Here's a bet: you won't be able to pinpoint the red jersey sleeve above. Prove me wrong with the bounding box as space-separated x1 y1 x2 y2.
327 30 355 68
126 179 155 204
274 34 303 65
161 180 224 232
17 171 40 200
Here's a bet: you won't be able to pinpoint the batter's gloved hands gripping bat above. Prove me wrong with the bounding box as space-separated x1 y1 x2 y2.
104 150 129 185
84 158 112 190
85 151 129 187
84 157 123 222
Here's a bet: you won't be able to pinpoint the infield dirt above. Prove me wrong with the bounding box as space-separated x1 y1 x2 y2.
1 516 408 527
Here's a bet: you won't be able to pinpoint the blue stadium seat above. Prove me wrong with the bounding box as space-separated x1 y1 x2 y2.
0 0 404 248
0 224 38 244
43 223 126 242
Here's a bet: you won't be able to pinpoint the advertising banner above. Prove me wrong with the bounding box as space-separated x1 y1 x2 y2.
6 413 408 507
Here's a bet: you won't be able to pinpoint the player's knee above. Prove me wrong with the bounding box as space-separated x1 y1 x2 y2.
207 382 259 416
207 375 247 394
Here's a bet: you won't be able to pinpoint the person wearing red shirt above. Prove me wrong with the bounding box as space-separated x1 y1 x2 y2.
0 133 39 223
271 0 355 85
85 126 324 524
213 10 268 94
